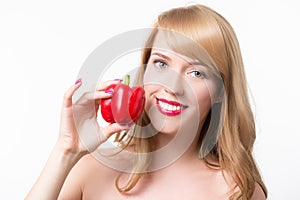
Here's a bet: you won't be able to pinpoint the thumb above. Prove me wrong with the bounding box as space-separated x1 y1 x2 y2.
78 122 128 153
100 123 124 140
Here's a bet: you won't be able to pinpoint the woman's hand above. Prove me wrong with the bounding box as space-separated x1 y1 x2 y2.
25 79 125 200
57 78 124 156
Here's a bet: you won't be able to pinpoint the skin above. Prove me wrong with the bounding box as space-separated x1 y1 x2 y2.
25 40 266 200
144 48 218 147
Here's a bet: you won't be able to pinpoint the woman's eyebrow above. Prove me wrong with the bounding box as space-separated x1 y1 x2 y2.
189 60 203 66
151 51 207 68
150 52 171 61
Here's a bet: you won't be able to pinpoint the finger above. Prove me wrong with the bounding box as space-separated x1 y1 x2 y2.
77 90 112 105
94 99 101 117
96 79 122 91
79 123 123 153
94 91 111 116
100 123 125 141
63 79 82 107
94 90 113 100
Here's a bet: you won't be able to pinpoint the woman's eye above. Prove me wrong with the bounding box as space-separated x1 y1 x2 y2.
154 60 167 69
190 70 206 78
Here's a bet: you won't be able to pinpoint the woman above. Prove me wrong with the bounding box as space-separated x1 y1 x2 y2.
26 4 267 200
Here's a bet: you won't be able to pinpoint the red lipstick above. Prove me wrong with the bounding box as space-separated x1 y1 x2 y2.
155 97 188 116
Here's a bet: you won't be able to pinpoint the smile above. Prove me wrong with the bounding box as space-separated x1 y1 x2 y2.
156 97 188 116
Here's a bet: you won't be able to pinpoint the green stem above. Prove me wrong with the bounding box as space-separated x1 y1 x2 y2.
124 74 130 85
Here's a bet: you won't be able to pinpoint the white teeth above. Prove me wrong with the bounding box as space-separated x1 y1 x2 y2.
158 100 181 111
161 102 167 110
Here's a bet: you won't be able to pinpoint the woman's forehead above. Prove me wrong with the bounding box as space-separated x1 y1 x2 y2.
151 31 201 63
150 29 222 78
152 30 213 64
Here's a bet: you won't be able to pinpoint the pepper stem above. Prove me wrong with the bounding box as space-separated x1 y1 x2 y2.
124 74 130 85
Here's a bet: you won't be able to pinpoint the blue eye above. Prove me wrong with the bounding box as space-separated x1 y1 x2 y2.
190 70 206 78
154 60 167 69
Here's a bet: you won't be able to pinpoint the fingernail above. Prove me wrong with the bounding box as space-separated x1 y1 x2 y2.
75 78 82 85
114 78 123 81
105 89 113 94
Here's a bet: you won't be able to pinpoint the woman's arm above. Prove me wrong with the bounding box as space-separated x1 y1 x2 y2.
25 79 123 200
25 144 84 200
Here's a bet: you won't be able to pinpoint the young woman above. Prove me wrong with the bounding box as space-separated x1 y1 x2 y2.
26 4 267 200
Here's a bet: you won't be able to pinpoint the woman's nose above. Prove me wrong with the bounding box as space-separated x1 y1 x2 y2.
163 69 184 96
143 63 186 96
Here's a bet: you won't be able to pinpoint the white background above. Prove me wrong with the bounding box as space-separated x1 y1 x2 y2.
1 0 299 199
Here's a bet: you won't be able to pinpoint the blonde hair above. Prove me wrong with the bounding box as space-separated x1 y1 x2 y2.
115 4 267 199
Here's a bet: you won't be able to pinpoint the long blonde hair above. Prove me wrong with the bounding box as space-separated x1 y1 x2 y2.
115 4 267 199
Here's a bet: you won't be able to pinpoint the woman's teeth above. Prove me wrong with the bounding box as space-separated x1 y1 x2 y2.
155 97 188 116
158 101 181 111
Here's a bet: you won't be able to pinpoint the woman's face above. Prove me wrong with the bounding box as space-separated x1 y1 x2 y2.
143 34 220 136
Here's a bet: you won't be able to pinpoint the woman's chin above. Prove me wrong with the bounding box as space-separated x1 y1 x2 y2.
147 107 181 134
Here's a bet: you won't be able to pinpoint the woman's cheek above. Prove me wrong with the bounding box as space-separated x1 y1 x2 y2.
196 89 213 122
143 85 156 112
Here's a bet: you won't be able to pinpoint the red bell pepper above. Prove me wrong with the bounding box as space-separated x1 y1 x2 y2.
101 75 145 125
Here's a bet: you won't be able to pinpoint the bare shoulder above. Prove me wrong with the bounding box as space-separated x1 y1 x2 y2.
68 153 119 183
251 182 266 200
58 154 118 199
221 171 266 200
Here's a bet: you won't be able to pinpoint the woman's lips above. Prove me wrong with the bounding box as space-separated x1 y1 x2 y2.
155 97 188 116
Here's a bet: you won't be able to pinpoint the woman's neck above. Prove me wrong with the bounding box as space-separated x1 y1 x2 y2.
148 127 203 173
